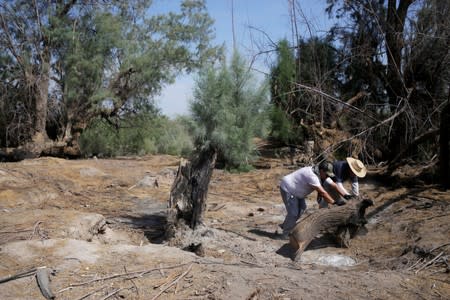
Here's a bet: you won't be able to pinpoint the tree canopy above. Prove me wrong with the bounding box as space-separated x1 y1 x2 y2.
269 0 449 167
0 0 222 158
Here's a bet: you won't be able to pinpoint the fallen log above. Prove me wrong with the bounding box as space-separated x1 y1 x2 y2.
289 198 373 261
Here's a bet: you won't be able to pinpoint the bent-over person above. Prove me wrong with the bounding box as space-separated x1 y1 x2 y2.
278 161 345 239
318 157 367 208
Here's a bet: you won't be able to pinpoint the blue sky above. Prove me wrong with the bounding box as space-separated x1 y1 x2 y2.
155 0 334 118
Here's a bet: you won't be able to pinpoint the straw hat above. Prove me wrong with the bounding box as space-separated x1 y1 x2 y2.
346 157 367 178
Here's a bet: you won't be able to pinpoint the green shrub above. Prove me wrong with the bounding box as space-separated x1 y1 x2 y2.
189 51 270 170
80 114 194 157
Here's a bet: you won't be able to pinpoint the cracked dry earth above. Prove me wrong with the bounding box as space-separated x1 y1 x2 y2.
0 155 449 299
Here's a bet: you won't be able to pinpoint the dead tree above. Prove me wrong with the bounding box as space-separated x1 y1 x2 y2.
289 198 373 261
165 146 217 251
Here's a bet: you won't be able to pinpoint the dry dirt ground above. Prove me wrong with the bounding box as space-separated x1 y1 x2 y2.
0 154 449 299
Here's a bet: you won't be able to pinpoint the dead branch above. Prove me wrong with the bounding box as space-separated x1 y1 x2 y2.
99 287 126 300
0 268 37 284
415 252 444 274
153 269 184 290
124 265 139 297
294 83 380 123
150 263 193 300
316 104 408 159
388 127 439 172
424 213 450 221
407 258 425 271
334 92 368 126
158 263 165 277
74 285 108 300
430 242 450 253
240 260 263 267
66 262 192 288
0 229 33 234
346 91 368 107
207 203 226 212
29 220 43 240
217 227 257 241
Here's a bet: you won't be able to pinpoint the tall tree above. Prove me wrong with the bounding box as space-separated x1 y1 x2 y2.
0 0 53 149
269 39 298 144
269 36 338 144
0 0 221 159
326 0 450 162
295 37 338 127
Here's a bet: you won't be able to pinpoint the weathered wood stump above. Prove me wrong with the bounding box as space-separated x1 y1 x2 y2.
165 146 217 251
289 198 373 261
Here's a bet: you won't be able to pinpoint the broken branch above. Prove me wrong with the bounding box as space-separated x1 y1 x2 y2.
150 263 193 300
0 268 37 284
66 262 192 288
415 252 444 274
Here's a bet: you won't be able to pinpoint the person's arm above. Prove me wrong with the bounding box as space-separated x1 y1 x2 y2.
331 180 349 197
313 185 336 205
333 161 351 196
351 178 359 196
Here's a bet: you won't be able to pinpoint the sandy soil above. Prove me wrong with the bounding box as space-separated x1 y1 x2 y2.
0 155 449 299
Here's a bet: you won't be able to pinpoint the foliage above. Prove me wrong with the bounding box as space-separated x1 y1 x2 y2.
0 0 222 151
325 0 450 161
269 37 338 144
80 110 194 157
190 51 269 169
265 0 449 165
269 39 297 144
269 105 295 144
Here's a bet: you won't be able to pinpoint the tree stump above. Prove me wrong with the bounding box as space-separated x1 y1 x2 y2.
289 198 373 261
165 146 217 250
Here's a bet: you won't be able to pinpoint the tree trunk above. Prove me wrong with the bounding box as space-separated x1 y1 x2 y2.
440 101 450 189
385 0 413 158
33 52 50 144
166 146 217 247
289 198 373 261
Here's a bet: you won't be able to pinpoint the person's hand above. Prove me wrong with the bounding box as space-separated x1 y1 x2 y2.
343 194 356 200
334 198 346 206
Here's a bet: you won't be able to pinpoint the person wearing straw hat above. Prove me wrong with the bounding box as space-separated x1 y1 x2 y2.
278 161 345 239
317 157 367 208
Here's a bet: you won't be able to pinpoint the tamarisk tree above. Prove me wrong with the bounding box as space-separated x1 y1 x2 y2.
0 0 221 160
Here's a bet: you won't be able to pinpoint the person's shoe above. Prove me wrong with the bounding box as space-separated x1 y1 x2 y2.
274 231 289 240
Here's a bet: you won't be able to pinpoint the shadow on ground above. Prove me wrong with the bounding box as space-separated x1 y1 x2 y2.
249 228 343 260
112 213 167 243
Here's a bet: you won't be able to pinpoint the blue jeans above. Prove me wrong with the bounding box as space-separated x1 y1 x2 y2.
280 187 306 235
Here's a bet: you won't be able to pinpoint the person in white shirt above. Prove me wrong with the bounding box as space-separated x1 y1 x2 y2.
279 161 344 238
318 157 367 208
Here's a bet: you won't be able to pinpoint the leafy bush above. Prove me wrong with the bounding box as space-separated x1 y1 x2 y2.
79 113 193 157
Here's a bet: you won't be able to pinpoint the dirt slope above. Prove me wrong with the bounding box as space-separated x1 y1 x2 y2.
0 156 449 299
